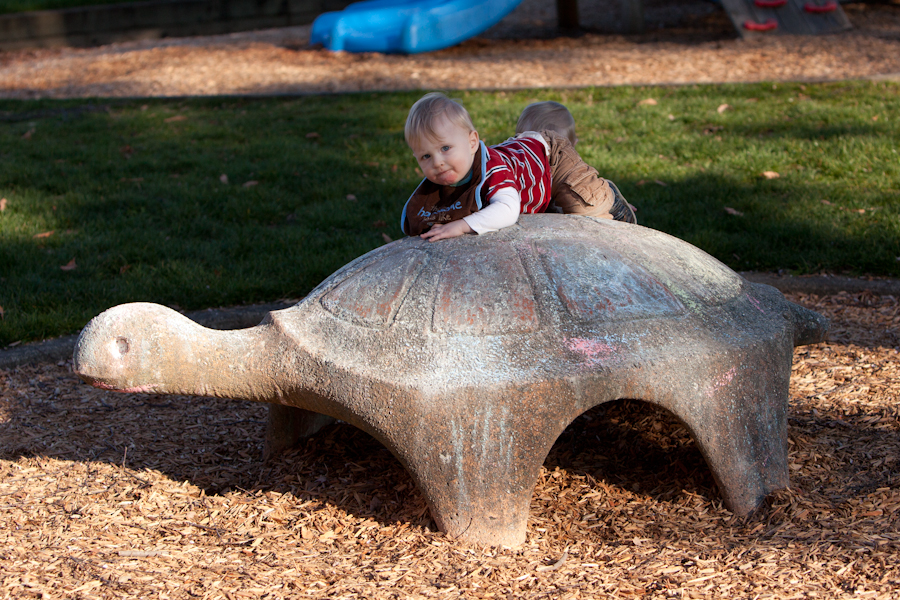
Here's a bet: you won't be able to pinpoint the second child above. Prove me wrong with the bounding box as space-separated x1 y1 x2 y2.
516 100 636 224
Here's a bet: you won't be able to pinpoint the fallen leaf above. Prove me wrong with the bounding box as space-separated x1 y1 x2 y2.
120 264 131 274
872 116 879 121
638 98 657 106
372 220 387 228
821 199 834 205
120 177 144 183
306 132 320 139
391 165 398 172
8 341 21 347
242 180 258 188
668 114 675 121
0 305 4 319
22 128 34 139
164 115 187 123
346 194 357 201
761 171 780 179
636 180 647 186
0 198 6 211
119 145 134 158
724 207 744 216
857 209 866 214
60 258 77 271
220 174 229 184
717 103 730 114
382 233 393 244
33 231 54 239
654 180 667 187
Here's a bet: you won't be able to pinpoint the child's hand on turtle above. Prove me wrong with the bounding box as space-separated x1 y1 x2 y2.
420 219 473 242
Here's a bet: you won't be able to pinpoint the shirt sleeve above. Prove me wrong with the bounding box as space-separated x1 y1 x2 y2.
462 187 521 234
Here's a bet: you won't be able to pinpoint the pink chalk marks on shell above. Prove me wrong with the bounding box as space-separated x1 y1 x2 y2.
706 366 737 398
566 337 616 366
746 294 765 314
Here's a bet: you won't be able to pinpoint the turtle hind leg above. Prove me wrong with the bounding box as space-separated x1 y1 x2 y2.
264 404 336 460
660 350 791 516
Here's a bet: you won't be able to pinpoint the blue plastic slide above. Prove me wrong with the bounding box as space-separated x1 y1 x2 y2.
311 0 524 54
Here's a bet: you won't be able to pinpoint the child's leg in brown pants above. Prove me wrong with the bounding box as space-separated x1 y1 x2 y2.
542 130 637 224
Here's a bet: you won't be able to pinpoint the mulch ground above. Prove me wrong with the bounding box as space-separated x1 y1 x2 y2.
2 0 899 98
2 291 898 599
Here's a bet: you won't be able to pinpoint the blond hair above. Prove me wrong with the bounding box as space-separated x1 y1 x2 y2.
405 92 476 146
516 101 577 145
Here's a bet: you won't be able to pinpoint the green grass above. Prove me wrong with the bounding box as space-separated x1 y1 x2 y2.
0 0 147 15
1 81 898 345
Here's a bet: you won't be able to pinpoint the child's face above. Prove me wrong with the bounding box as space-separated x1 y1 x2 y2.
409 117 479 186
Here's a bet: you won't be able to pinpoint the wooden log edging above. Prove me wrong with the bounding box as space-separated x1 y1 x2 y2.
0 0 353 51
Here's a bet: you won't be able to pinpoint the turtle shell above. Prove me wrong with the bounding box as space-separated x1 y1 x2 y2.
272 215 755 386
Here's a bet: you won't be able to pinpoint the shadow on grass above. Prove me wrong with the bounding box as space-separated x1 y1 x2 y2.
614 172 899 276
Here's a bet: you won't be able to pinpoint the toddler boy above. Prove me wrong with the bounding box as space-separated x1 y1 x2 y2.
401 92 553 241
516 100 636 223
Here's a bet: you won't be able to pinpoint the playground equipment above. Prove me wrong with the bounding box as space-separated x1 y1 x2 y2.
311 0 851 54
720 0 850 37
74 216 827 546
310 0 525 53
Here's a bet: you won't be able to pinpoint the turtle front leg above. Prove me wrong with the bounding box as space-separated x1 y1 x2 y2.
377 385 571 547
264 404 335 460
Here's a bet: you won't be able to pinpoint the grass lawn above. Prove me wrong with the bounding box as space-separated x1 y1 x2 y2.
1 81 898 345
0 0 147 15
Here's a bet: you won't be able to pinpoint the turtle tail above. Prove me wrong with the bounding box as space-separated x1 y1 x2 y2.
787 301 829 347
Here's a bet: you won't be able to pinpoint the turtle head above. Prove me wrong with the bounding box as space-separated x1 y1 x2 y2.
74 303 201 393
74 302 294 401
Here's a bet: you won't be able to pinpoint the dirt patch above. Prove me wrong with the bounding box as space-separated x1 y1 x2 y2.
2 291 899 598
1 0 899 98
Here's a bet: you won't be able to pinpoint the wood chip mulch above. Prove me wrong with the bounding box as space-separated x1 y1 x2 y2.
1 291 898 599
1 0 899 99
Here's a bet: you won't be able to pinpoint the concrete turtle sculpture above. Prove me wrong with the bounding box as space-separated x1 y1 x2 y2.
74 215 827 547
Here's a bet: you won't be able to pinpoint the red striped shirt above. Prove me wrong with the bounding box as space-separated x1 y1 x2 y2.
484 136 552 214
